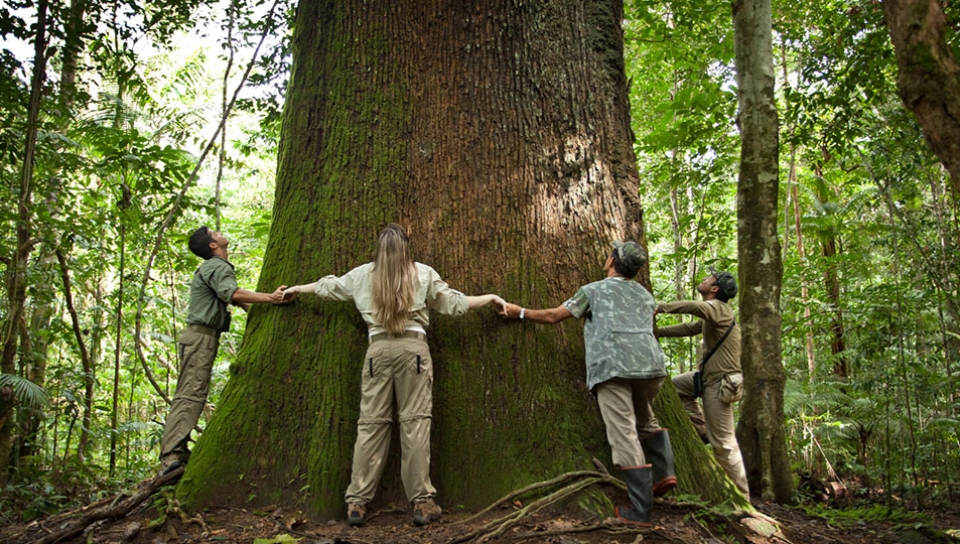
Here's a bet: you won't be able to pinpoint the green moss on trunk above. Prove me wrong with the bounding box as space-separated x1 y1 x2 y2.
179 0 748 519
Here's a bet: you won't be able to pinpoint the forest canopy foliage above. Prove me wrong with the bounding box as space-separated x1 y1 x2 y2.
1 0 958 523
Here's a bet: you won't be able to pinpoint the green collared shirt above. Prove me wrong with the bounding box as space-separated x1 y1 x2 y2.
186 257 239 332
563 276 667 391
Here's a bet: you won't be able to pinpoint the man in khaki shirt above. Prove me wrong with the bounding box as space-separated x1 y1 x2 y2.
159 227 287 476
655 268 749 496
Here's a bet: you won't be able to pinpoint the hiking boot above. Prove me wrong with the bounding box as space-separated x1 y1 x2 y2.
347 502 367 527
413 498 442 526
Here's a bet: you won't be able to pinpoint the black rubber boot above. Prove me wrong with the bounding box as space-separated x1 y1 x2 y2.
615 465 653 526
641 429 677 497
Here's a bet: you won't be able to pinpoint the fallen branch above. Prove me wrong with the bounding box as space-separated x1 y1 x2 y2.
32 467 184 544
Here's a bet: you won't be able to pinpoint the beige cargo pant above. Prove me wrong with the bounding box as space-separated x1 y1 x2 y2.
673 371 749 495
345 337 436 505
595 377 665 467
160 326 219 467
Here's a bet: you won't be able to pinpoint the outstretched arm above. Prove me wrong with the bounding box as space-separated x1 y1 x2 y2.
501 302 573 325
232 286 289 311
280 282 317 302
466 294 507 312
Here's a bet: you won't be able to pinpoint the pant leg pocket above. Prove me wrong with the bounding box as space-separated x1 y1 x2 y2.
719 372 743 403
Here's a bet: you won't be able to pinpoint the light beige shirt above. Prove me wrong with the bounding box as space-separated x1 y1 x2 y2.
655 299 741 386
314 262 468 337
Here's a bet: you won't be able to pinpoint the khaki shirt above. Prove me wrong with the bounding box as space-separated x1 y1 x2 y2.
313 262 468 337
563 277 666 391
186 257 239 332
655 299 740 386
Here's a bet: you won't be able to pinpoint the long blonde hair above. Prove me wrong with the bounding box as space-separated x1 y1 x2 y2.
371 224 417 335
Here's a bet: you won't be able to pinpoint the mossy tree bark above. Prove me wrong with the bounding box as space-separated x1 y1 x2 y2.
177 0 748 518
731 0 795 503
885 0 960 204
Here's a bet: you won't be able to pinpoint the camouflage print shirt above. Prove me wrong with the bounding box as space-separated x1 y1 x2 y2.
563 276 667 391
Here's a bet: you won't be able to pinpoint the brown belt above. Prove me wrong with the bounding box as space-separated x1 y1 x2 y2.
187 324 220 337
369 331 426 344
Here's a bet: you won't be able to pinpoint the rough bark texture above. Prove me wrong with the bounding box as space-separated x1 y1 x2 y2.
884 0 960 201
178 0 747 518
731 0 794 502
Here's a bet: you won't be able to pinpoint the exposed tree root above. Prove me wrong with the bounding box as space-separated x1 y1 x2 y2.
454 470 624 527
505 520 651 541
30 466 184 544
447 468 783 544
447 470 630 544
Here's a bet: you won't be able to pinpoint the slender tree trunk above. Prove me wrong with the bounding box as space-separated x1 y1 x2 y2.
820 236 848 376
731 0 794 502
61 0 87 105
56 248 94 461
884 0 960 202
0 0 49 487
19 292 55 460
813 163 848 378
179 0 749 518
779 45 816 377
110 219 127 475
19 0 90 466
791 180 816 377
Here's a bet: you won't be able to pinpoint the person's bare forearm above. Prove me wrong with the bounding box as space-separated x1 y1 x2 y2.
501 303 572 324
232 286 288 307
280 282 317 302
466 294 506 310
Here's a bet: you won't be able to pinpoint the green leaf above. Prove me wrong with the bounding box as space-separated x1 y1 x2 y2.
0 373 49 408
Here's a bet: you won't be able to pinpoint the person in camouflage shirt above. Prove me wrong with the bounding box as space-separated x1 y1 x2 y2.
501 241 675 526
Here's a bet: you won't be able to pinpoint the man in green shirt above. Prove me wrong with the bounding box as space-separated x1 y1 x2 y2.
159 226 287 474
655 268 749 496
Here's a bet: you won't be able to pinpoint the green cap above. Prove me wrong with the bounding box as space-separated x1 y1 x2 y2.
709 266 738 299
612 240 648 270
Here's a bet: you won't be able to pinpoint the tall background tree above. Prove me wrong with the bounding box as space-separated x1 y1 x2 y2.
730 0 794 501
176 0 748 518
885 0 960 205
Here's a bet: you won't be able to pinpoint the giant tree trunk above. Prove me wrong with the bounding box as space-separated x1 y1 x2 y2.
884 0 960 203
731 0 794 502
179 0 748 518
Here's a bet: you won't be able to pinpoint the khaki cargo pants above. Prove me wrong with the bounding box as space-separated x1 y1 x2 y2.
345 336 436 505
159 326 220 467
673 371 749 495
595 377 665 468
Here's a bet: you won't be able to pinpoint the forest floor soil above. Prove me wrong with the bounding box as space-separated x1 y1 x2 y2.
3 491 959 544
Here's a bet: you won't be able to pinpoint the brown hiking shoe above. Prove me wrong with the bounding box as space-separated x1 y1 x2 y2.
347 502 367 527
413 498 442 526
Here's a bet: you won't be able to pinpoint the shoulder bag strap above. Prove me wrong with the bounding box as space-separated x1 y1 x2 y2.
698 319 736 372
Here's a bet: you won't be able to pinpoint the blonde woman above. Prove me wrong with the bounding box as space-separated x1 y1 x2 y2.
282 224 505 527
